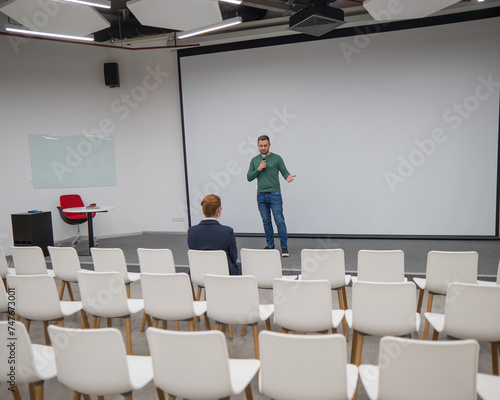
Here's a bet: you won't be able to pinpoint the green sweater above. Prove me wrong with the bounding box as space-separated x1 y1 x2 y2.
247 153 290 193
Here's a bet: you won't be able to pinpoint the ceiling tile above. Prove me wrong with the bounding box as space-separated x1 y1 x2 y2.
364 0 462 21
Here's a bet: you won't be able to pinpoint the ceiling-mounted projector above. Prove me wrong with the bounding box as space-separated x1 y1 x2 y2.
288 1 345 37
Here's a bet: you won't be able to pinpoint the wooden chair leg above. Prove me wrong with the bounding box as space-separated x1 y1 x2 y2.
417 288 425 314
125 316 133 355
245 383 254 400
342 286 348 310
91 316 100 329
59 281 66 300
229 324 233 339
423 293 434 340
432 329 439 341
215 323 221 331
492 343 499 376
337 289 349 342
107 318 113 328
168 396 176 400
280 327 288 334
253 325 259 360
156 388 166 400
126 284 131 299
265 318 271 331
11 385 22 400
43 321 51 345
162 320 168 329
196 286 202 301
73 392 82 400
81 311 90 329
29 382 35 400
141 313 147 332
82 395 91 400
204 313 211 330
124 396 132 400
241 325 247 336
350 330 359 364
67 282 75 301
189 319 195 331
98 396 104 400
25 319 31 332
354 333 364 366
153 319 159 328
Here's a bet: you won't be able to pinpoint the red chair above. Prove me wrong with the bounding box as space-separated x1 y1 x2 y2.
57 194 97 247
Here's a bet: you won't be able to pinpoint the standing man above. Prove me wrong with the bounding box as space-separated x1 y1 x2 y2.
247 135 296 257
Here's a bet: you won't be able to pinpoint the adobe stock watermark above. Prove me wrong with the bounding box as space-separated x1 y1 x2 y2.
8 0 61 54
384 74 500 192
51 64 170 183
178 106 296 220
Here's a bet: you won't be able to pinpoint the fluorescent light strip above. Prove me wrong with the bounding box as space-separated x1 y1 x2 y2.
178 17 242 39
219 0 243 4
6 26 94 42
55 0 111 9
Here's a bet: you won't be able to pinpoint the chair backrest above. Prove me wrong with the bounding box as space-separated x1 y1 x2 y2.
60 194 86 220
301 248 347 289
357 249 405 282
376 336 479 400
351 281 418 337
205 274 261 325
91 248 129 280
146 328 232 399
141 273 196 320
0 247 10 279
273 278 335 332
10 246 49 275
425 251 478 294
77 271 129 317
48 246 81 282
259 331 352 400
443 283 500 343
48 325 132 396
241 248 282 289
7 274 63 321
187 250 229 287
137 248 176 274
0 321 49 384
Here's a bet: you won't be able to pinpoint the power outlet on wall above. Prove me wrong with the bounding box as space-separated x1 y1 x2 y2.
171 217 185 222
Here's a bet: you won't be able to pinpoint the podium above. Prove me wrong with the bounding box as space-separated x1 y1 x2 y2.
11 211 54 256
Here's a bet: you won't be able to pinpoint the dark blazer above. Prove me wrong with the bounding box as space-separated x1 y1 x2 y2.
187 219 241 275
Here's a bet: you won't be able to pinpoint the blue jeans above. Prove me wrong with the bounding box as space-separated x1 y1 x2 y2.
257 192 288 249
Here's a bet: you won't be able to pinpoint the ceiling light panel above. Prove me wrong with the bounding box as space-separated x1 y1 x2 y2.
0 0 110 37
363 0 462 21
127 0 223 31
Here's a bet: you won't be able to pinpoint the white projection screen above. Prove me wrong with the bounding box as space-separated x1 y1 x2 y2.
180 15 500 237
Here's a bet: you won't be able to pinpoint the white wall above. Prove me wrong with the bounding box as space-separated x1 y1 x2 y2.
0 35 188 255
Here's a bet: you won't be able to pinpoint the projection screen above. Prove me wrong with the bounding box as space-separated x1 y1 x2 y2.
179 16 500 237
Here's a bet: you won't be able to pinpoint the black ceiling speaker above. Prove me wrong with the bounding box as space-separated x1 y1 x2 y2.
288 1 345 37
104 63 120 88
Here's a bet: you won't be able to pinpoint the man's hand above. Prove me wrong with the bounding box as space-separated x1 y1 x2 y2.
287 174 296 183
258 160 266 171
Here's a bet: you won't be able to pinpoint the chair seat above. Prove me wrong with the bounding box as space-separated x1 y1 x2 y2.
193 301 208 317
127 355 154 390
228 359 261 395
31 344 57 381
332 310 346 328
477 373 500 400
347 364 360 399
424 312 445 333
359 365 379 400
125 272 141 284
127 299 145 314
259 304 275 321
60 300 84 317
413 277 426 290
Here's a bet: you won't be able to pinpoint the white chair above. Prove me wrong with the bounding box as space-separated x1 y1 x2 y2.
241 248 297 289
259 330 358 400
10 246 55 277
273 278 345 334
188 249 229 301
7 274 86 345
146 328 260 400
137 248 176 273
48 246 83 301
0 321 56 400
205 274 274 359
141 272 209 331
0 279 8 316
90 247 140 298
0 247 15 284
414 250 478 339
359 336 479 400
77 270 144 355
301 248 351 339
48 325 153 400
425 282 500 375
477 373 500 400
346 281 420 366
352 249 406 283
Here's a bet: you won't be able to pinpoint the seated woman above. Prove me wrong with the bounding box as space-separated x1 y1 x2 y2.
187 194 242 275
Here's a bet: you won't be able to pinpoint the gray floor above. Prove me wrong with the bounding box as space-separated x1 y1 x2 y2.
4 233 499 399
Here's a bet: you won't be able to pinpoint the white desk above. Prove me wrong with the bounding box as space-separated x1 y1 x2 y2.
63 206 114 253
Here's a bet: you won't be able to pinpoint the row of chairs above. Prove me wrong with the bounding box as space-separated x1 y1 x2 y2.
2 320 499 400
